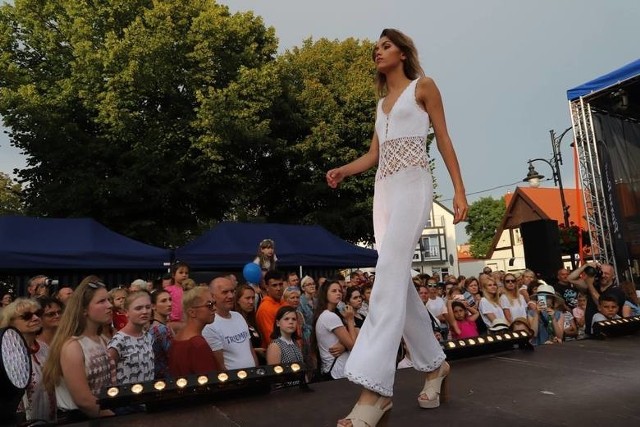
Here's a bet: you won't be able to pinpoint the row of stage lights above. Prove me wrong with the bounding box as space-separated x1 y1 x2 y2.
99 363 305 409
593 315 640 338
445 330 532 350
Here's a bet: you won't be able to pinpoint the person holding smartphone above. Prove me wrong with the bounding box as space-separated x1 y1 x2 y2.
313 280 357 380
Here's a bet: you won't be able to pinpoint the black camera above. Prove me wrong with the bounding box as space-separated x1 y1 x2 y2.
583 266 602 281
43 278 59 287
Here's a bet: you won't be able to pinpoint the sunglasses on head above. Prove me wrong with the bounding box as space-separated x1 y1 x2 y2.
427 284 438 288
18 309 44 321
88 282 106 289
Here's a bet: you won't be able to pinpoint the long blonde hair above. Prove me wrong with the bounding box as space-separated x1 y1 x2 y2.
42 275 105 392
373 28 425 97
480 277 501 306
502 273 520 305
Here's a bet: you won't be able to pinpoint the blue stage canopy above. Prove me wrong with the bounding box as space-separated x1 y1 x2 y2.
567 58 640 101
175 222 378 269
0 217 171 270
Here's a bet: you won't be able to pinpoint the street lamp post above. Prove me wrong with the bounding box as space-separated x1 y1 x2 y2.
523 127 574 266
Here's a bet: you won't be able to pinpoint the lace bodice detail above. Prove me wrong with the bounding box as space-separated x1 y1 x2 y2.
375 79 430 181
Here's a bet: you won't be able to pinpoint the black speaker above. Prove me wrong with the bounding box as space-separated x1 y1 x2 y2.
520 220 563 282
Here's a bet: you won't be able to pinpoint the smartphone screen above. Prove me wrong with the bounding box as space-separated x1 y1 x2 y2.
537 294 547 309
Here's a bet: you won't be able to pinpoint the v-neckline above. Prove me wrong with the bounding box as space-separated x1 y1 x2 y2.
381 79 415 116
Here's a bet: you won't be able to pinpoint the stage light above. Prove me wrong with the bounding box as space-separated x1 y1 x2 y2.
592 315 640 338
443 330 533 361
98 364 307 411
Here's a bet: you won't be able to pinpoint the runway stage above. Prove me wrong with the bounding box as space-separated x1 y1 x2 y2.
70 334 640 427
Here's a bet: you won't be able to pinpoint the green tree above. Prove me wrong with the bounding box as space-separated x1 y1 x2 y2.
0 0 276 246
0 172 23 215
198 37 380 243
465 196 505 258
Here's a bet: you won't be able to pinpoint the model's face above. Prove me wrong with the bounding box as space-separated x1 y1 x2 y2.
11 306 43 335
277 311 298 335
153 292 172 317
373 36 405 72
237 289 255 313
86 288 112 325
127 295 152 326
173 267 189 284
42 303 63 329
349 291 363 309
327 283 343 305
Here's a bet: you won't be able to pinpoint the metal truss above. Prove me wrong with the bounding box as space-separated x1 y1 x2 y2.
569 98 618 272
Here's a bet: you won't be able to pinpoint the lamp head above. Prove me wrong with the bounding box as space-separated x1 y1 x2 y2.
523 163 544 187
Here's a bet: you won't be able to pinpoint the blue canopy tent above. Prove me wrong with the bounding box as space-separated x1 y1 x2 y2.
175 222 378 269
0 216 171 270
567 58 640 101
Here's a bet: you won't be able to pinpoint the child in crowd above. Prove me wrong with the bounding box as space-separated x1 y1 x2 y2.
149 289 174 379
445 299 479 339
591 294 621 329
166 261 190 328
572 293 587 339
254 238 277 271
528 291 564 345
267 306 304 365
109 287 128 331
108 291 155 385
557 298 578 341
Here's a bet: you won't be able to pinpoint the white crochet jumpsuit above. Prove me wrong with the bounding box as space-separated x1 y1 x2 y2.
344 78 445 397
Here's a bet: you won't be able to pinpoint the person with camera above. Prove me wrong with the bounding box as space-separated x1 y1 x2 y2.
567 263 624 335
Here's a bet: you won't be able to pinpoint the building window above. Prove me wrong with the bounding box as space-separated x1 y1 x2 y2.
422 236 441 260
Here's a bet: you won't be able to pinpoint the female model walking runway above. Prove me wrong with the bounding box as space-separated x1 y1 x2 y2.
326 28 468 427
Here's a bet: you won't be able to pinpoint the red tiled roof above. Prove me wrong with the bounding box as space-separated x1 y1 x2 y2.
504 187 585 226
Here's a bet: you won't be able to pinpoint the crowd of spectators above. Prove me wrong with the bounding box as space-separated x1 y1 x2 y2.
1 247 638 425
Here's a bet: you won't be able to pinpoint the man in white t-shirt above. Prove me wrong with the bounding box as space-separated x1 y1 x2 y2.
203 277 258 370
425 281 448 338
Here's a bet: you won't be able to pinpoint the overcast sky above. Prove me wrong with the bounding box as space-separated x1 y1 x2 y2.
1 0 639 209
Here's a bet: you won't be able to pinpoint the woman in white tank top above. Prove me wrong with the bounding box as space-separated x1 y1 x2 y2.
327 28 468 427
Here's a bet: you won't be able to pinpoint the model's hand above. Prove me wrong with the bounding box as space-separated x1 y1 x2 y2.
326 168 345 189
452 191 468 224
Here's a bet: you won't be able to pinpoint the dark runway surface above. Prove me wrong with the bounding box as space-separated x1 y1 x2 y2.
71 334 640 427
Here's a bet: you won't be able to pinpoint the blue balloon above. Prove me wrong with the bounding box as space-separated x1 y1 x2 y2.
243 262 262 284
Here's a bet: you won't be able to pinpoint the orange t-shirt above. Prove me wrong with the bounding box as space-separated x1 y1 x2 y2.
256 296 284 348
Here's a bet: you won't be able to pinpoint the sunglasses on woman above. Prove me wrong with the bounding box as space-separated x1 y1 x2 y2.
17 309 44 321
193 301 215 310
88 282 107 289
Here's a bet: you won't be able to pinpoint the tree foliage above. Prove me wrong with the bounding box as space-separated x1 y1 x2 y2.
0 172 23 215
0 1 437 246
465 196 505 258
0 0 277 246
